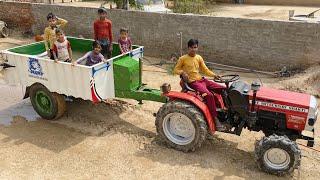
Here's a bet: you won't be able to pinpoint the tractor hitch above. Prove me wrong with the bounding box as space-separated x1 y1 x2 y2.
301 135 315 147
301 129 315 147
0 62 15 69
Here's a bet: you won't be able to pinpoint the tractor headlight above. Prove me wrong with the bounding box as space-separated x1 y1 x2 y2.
309 96 318 118
308 118 316 126
161 83 171 93
307 96 318 128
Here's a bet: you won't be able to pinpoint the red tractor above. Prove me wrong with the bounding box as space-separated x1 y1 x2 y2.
156 75 318 175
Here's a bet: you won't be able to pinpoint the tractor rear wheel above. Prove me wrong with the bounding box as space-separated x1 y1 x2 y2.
156 100 208 152
29 84 66 120
255 134 301 176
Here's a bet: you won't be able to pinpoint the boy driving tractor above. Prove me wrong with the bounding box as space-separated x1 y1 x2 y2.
173 39 227 131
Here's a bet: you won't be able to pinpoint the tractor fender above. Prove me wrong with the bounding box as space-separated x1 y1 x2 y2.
163 91 216 134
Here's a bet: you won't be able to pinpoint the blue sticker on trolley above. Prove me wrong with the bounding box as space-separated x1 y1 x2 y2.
28 58 43 76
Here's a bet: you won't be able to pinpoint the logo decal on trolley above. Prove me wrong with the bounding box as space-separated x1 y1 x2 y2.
28 58 47 80
28 58 43 76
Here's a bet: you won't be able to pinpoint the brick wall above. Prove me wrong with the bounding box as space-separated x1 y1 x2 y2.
0 2 35 31
1 2 320 71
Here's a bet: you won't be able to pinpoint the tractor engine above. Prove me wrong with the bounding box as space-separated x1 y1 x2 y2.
227 81 260 131
228 81 250 118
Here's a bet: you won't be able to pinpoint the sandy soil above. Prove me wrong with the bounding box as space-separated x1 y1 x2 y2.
1 35 320 179
208 4 320 20
52 1 320 21
268 66 320 97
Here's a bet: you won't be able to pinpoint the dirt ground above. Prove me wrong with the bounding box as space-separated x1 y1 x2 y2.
52 1 320 21
1 35 320 179
206 4 320 20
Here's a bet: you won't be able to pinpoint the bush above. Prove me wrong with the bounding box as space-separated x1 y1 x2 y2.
172 0 210 14
101 0 138 9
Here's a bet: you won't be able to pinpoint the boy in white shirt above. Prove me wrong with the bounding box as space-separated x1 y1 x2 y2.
52 29 73 64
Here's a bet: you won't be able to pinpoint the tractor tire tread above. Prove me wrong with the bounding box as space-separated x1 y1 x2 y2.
29 83 66 120
52 93 66 119
156 100 207 152
29 83 58 120
255 134 301 176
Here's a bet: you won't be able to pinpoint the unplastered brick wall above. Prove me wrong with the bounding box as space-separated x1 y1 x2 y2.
0 1 35 31
2 2 320 71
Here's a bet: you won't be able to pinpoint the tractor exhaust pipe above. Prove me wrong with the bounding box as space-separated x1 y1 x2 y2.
248 81 261 127
251 81 261 112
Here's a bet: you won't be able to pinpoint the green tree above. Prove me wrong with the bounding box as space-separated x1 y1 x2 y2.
173 0 209 14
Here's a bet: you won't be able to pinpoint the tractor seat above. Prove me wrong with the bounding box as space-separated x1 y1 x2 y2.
182 82 196 92
179 79 197 92
179 80 204 98
179 79 225 110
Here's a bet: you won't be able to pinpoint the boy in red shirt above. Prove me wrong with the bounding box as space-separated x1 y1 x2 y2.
93 7 113 59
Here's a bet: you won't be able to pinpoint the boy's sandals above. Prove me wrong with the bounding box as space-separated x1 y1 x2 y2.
216 124 228 132
215 118 231 132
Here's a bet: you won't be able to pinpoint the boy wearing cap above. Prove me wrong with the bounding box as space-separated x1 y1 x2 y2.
93 7 113 59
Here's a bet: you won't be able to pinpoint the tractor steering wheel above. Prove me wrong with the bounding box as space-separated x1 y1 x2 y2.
213 74 240 84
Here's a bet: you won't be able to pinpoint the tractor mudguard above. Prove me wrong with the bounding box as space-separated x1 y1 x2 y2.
163 91 216 134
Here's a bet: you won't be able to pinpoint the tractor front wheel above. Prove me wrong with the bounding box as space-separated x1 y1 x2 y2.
29 83 66 120
255 134 301 176
156 100 208 152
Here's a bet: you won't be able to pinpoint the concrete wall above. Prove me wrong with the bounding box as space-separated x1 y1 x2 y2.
1 2 320 71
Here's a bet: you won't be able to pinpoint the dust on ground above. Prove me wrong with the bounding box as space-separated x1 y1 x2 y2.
208 4 320 20
0 34 320 179
51 1 320 21
269 66 320 97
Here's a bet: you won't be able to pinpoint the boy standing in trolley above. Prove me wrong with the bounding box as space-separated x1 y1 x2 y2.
44 13 68 59
93 7 113 59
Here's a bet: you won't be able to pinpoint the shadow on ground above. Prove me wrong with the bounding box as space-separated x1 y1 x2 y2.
0 98 154 153
0 99 297 179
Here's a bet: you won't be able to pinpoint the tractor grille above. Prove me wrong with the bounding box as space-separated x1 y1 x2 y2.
257 110 286 130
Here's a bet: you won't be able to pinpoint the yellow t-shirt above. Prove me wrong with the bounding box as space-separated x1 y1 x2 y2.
44 18 68 51
173 54 216 82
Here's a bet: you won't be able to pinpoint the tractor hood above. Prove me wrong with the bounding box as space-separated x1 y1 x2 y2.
254 87 311 108
249 86 318 132
230 81 317 132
